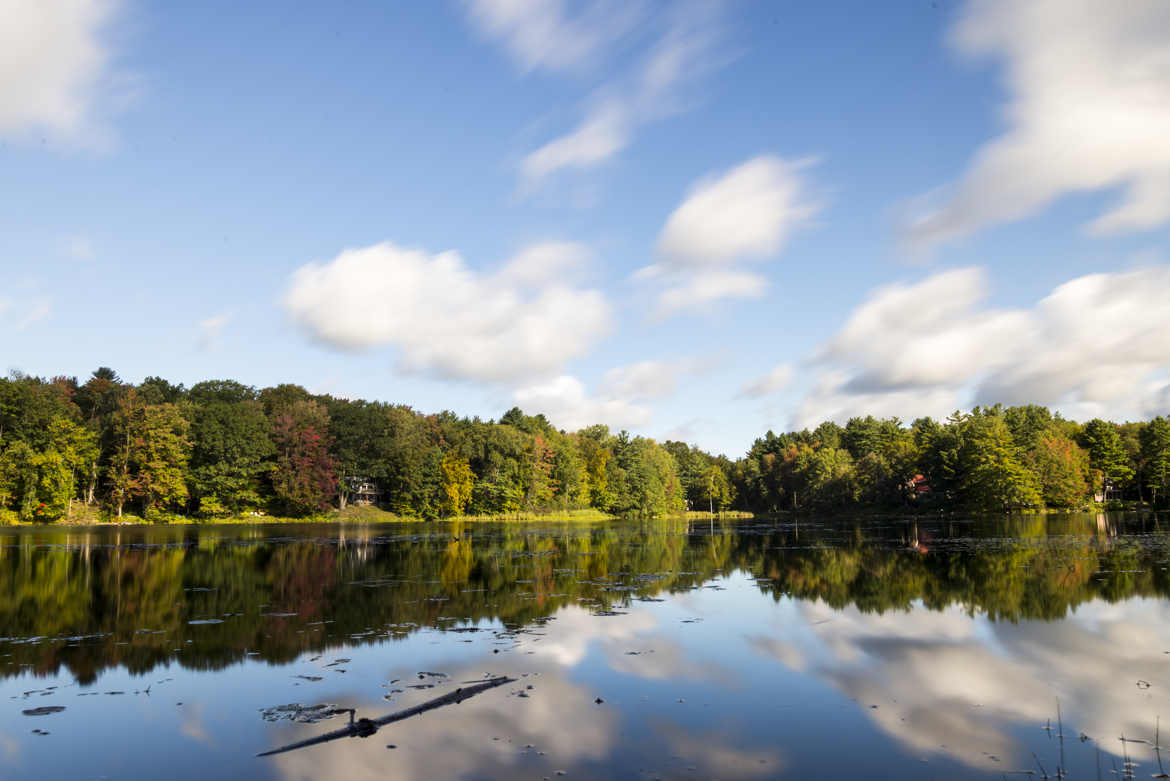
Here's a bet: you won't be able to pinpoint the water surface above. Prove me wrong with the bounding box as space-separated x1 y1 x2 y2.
2 515 1168 779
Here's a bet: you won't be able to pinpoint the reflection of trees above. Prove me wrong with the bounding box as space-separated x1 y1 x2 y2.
1 514 1166 682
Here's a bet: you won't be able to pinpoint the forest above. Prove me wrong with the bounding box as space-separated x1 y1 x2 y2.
0 368 1168 523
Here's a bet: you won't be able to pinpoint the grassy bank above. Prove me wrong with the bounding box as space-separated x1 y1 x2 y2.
0 504 763 527
0 504 635 527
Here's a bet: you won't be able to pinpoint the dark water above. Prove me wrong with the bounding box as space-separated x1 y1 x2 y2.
1 514 1169 780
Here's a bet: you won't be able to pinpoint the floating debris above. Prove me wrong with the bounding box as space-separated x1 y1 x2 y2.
259 703 345 724
257 676 515 757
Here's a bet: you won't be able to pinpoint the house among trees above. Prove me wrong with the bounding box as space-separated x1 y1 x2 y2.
346 477 382 506
909 474 930 497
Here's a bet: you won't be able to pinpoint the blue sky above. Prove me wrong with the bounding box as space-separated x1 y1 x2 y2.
2 0 1169 457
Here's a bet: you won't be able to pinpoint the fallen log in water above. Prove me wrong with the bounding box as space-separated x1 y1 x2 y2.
256 675 516 757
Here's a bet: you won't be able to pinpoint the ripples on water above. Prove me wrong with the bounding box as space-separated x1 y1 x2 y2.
1 514 1167 779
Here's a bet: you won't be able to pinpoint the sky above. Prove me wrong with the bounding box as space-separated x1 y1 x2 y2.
2 0 1169 458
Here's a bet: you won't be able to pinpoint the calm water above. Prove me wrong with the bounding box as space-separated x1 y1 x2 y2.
1 515 1168 780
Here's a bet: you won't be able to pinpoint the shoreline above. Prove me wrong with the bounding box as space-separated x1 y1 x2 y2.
0 506 757 528
5 504 1161 529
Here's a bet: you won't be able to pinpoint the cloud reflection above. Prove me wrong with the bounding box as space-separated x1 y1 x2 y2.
270 662 615 781
750 598 1170 770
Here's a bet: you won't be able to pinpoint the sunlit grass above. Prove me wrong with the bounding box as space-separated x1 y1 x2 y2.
4 503 758 526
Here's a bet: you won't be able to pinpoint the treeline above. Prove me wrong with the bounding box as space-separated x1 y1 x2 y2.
0 368 685 522
1 368 1169 522
734 405 1170 513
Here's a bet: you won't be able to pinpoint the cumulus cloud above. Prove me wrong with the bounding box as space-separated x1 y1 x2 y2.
512 375 651 431
513 356 709 431
658 157 819 267
520 1 725 187
738 364 794 399
652 270 768 319
904 0 1170 251
285 241 610 384
0 0 127 142
793 371 964 434
822 268 1029 393
599 357 708 402
461 0 641 74
497 240 593 286
792 265 1170 427
641 156 819 317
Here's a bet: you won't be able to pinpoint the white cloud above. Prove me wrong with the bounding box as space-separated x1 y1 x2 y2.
660 418 702 443
285 241 610 384
793 370 963 431
738 364 793 399
520 101 629 183
197 312 231 350
658 156 819 267
497 240 592 286
512 375 650 431
904 0 1170 251
462 0 641 73
822 268 1029 392
520 2 724 187
640 156 819 317
513 357 708 431
0 0 126 141
977 268 1170 412
652 270 768 319
792 265 1170 427
599 358 706 402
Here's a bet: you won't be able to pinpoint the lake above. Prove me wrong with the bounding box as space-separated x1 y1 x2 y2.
1 514 1168 780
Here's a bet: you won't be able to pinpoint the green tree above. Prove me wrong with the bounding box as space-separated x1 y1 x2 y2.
794 445 857 509
1140 417 1170 506
1027 433 1089 509
1004 404 1055 452
189 399 274 516
1080 419 1134 498
958 413 1041 510
439 452 474 516
697 463 731 512
107 395 191 518
612 436 684 517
